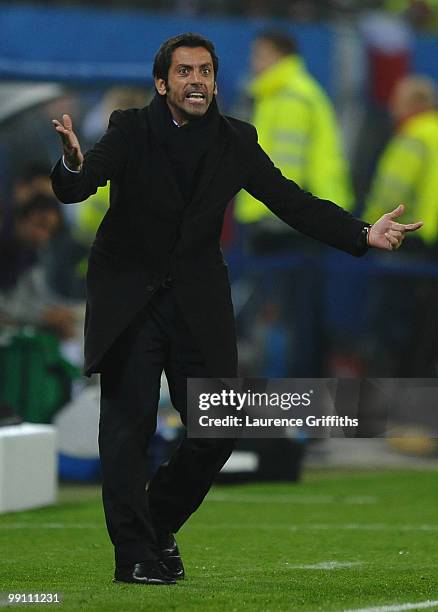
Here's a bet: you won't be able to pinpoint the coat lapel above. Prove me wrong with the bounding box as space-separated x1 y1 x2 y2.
142 102 229 214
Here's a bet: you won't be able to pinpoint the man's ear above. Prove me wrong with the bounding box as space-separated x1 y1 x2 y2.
155 78 167 96
214 81 218 96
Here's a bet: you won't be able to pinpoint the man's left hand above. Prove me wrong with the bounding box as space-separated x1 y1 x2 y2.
368 204 423 251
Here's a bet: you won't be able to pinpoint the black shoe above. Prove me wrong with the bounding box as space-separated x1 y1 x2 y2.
113 560 176 585
157 533 185 580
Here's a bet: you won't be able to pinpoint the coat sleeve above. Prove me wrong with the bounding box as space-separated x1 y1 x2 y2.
50 110 130 204
242 125 368 256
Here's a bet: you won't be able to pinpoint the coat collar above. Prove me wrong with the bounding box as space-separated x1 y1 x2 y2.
143 97 228 212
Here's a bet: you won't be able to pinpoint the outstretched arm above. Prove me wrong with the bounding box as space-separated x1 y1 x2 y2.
243 126 422 255
243 130 368 256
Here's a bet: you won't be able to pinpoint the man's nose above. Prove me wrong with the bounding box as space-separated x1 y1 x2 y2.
191 70 203 84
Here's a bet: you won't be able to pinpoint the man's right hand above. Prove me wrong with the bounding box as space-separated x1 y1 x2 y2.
52 114 84 172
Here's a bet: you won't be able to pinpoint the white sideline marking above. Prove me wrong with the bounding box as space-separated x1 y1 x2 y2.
344 600 438 612
207 494 377 505
288 561 363 570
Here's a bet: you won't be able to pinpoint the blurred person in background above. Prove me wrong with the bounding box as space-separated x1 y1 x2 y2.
50 32 421 587
12 162 55 207
236 30 354 225
0 193 76 338
10 162 86 301
82 86 149 147
234 30 354 377
364 75 438 376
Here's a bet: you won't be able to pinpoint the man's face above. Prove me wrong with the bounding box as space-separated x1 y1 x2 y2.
389 78 434 124
251 39 284 76
16 210 60 250
390 80 413 123
155 46 217 125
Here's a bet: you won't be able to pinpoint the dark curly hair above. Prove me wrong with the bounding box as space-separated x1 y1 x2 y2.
153 32 219 84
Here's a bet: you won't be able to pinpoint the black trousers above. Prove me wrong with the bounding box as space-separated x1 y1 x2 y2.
98 285 235 565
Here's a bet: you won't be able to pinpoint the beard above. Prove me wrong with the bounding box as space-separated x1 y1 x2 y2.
165 83 213 123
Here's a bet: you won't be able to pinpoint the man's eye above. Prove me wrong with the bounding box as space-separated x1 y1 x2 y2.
202 68 211 75
178 68 189 75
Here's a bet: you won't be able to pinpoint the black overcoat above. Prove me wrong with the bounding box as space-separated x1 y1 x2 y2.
50 101 367 377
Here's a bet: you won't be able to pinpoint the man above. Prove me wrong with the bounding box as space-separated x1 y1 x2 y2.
366 76 438 241
50 33 421 587
0 193 75 338
235 29 353 227
9 161 88 301
234 30 354 377
364 75 438 375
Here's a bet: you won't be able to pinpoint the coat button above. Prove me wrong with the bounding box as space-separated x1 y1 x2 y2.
146 285 155 292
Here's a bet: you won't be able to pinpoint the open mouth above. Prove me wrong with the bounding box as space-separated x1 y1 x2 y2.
185 92 206 102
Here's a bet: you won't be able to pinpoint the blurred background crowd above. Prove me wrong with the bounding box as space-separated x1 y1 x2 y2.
3 0 438 28
1 0 438 479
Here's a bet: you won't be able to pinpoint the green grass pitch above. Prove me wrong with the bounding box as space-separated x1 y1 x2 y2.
1 469 438 611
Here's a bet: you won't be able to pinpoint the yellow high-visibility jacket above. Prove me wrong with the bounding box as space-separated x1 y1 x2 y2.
71 183 110 278
365 110 438 245
75 182 110 246
235 55 354 224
